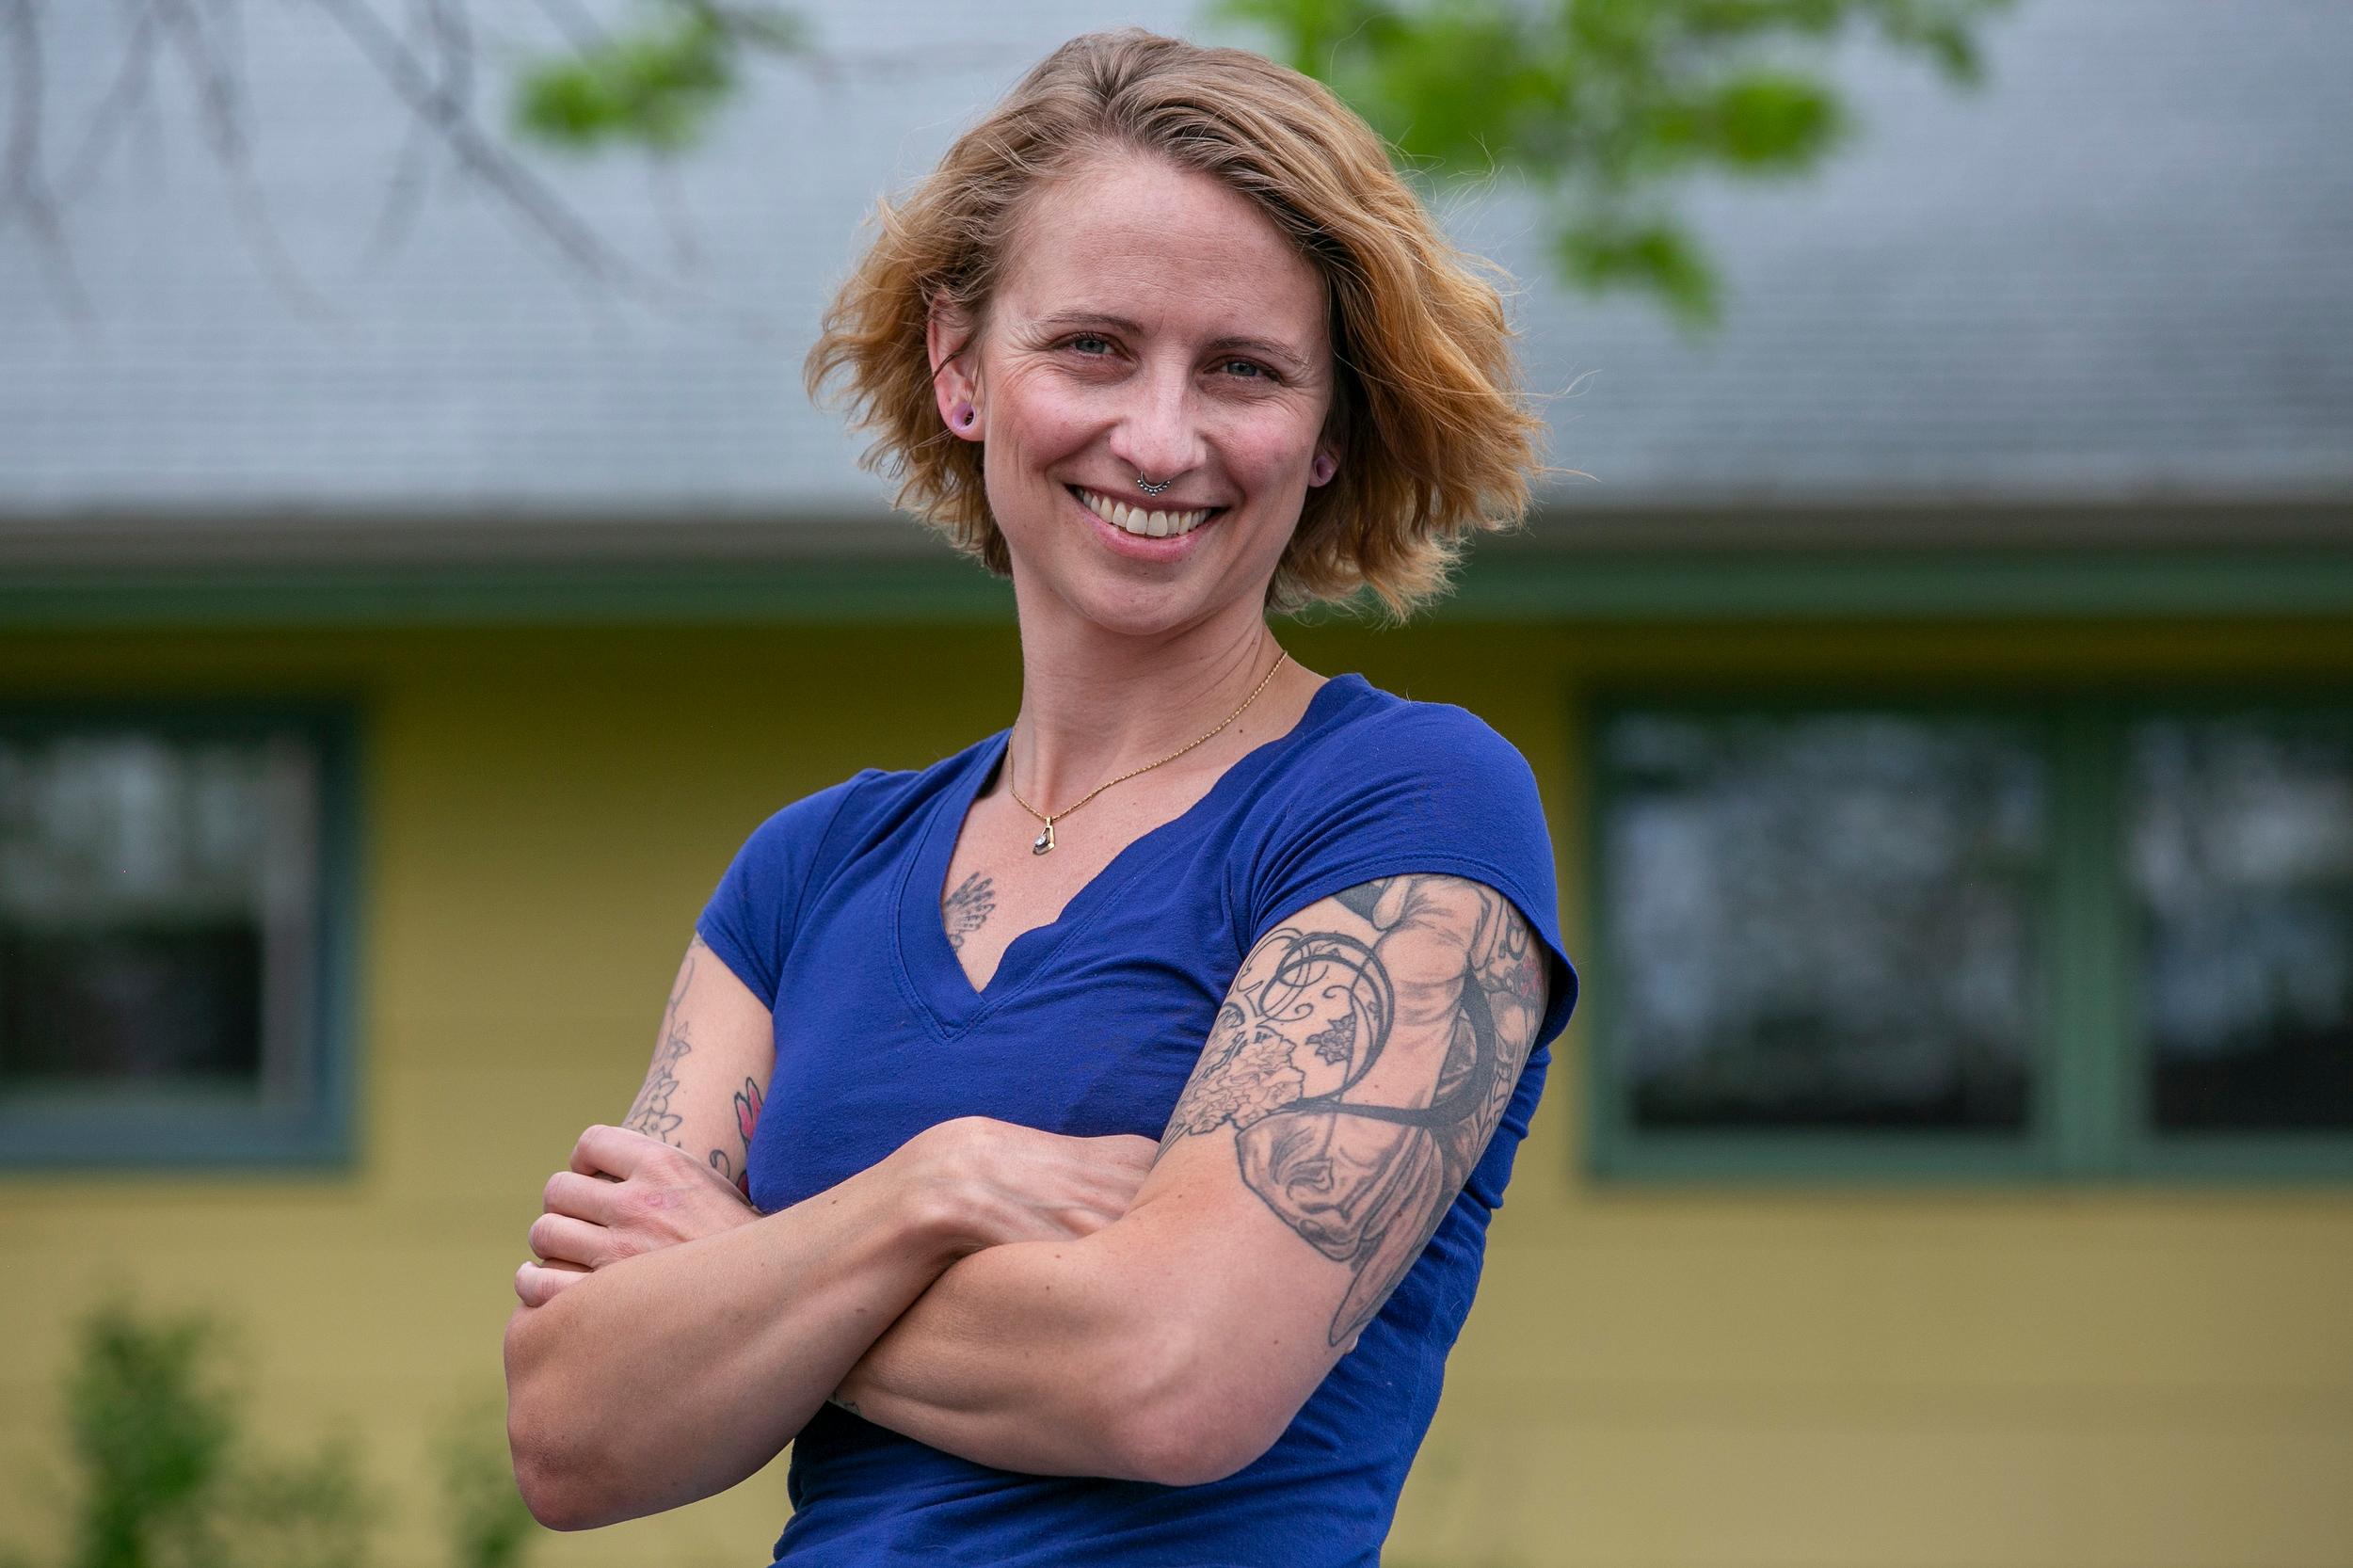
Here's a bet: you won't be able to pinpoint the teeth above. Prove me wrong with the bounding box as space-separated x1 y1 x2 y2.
1075 488 1213 539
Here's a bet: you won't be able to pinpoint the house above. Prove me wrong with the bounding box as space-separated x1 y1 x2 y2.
4 0 2348 1562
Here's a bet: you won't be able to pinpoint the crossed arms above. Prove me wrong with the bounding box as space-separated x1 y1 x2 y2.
502 872 1548 1528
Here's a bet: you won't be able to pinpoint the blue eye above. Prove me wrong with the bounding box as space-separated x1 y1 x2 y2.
1068 334 1112 355
1223 359 1275 382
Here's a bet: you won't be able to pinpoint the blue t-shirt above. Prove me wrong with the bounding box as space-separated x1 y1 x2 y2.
696 671 1578 1568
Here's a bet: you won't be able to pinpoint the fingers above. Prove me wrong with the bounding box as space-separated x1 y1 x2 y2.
514 1258 590 1308
529 1211 619 1271
570 1123 670 1181
542 1168 621 1224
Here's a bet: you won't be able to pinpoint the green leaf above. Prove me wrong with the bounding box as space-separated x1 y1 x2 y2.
512 4 751 156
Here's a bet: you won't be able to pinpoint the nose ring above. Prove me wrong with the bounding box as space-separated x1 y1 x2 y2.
1135 476 1172 497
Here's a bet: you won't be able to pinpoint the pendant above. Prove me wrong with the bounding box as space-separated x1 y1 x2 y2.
1032 821 1055 855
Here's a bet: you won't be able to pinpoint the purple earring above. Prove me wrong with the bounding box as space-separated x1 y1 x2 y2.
1310 454 1336 486
956 403 976 428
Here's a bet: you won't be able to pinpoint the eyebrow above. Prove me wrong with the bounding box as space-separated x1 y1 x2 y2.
1032 312 1313 375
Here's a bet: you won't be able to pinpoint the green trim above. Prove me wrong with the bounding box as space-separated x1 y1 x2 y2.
1583 687 2353 1185
1453 547 2353 622
0 696 363 1176
2047 703 2133 1176
1 545 2350 629
0 560 1017 630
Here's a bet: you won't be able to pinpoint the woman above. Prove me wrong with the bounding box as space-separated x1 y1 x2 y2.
503 28 1579 1567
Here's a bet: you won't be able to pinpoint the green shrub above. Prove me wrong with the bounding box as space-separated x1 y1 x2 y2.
4 1295 532 1568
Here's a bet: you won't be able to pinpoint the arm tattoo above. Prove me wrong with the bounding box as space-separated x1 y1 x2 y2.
628 938 767 1198
1160 875 1548 1347
714 1075 763 1198
621 939 699 1146
941 871 997 951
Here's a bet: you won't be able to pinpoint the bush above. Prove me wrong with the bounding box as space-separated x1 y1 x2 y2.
2 1294 534 1568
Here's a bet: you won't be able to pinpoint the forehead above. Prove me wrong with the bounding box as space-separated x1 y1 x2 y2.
994 152 1327 358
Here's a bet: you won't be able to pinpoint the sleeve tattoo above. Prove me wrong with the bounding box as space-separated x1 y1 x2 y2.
1159 875 1549 1347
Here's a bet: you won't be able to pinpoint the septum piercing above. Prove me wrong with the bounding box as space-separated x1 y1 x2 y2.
1134 476 1172 497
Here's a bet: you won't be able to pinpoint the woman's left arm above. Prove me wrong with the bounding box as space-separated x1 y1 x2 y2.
832 871 1551 1486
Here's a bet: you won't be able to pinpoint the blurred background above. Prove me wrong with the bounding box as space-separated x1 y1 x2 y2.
4 1 2349 1564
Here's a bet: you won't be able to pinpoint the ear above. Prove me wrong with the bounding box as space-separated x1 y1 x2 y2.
926 299 984 442
1308 442 1340 488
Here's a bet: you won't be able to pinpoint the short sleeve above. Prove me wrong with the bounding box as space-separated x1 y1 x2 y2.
1244 708 1580 1051
694 770 877 1006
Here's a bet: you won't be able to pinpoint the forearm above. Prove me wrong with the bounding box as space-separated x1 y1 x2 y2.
504 1155 964 1529
834 1227 1176 1479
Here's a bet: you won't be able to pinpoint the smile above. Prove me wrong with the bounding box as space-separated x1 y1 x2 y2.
1066 485 1223 540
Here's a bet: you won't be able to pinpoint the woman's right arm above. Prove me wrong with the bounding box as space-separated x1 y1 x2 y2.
503 940 1152 1531
504 1124 974 1530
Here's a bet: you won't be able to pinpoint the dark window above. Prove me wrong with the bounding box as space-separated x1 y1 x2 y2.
1591 695 2353 1182
0 704 356 1170
2131 712 2353 1134
1600 710 2046 1134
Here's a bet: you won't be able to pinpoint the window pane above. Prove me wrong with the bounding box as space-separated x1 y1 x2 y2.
0 729 320 1103
2131 712 2353 1133
1602 711 2046 1131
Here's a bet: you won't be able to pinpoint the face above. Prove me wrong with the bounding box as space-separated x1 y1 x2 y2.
929 150 1338 641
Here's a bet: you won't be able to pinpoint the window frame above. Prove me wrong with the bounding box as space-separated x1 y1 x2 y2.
0 696 362 1175
1583 684 2353 1185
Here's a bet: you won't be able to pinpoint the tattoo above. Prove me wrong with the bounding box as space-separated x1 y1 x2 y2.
1161 875 1546 1347
621 940 699 1146
719 1076 763 1197
940 871 997 951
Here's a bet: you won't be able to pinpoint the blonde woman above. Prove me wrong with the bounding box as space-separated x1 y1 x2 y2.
504 28 1578 1567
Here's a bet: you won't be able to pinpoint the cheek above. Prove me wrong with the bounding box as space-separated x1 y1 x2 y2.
992 372 1100 459
1220 416 1320 496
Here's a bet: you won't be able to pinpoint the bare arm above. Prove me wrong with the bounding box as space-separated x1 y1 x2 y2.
831 872 1550 1484
618 935 768 1196
504 937 1153 1529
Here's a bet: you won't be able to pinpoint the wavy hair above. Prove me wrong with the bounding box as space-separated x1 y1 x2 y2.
804 27 1548 621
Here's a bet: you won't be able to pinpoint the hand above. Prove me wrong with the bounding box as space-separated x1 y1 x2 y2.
515 1124 760 1307
900 1116 1159 1254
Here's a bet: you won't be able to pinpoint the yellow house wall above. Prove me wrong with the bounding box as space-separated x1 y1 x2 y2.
3 616 2350 1568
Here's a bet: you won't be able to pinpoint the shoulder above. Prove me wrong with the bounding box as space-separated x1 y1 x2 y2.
1238 678 1579 1052
695 738 1001 1000
730 729 999 862
1242 680 1557 924
725 766 889 871
1271 680 1545 823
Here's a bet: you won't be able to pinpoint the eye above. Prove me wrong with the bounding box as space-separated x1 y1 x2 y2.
1220 358 1277 384
1065 333 1114 357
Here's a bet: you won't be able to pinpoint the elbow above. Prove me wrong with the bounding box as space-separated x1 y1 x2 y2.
1102 1326 1290 1488
1112 1390 1286 1488
508 1444 584 1533
503 1305 600 1531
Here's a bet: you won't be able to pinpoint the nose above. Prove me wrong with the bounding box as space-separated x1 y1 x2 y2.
1105 363 1205 486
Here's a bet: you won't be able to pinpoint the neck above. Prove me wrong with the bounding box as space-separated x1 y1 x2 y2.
1000 596 1298 813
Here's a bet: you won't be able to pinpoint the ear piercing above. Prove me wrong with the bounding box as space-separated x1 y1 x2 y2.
956 404 976 427
1311 454 1337 486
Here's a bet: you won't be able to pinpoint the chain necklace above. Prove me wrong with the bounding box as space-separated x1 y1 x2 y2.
1008 647 1290 856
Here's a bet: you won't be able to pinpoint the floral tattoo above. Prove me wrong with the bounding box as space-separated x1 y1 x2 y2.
1160 875 1547 1346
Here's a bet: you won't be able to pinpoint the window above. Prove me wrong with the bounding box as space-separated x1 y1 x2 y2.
0 701 359 1171
1589 696 2353 1181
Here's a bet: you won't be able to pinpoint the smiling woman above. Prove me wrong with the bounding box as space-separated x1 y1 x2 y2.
501 27 1577 1568
807 27 1545 622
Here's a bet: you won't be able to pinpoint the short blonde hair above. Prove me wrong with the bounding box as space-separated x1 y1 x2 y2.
805 27 1546 622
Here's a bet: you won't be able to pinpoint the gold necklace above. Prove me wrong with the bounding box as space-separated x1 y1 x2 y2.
1008 647 1290 856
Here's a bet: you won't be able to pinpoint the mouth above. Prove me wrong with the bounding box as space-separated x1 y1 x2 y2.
1065 484 1226 542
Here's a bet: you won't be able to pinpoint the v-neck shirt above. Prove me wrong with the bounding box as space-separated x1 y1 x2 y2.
695 670 1578 1568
